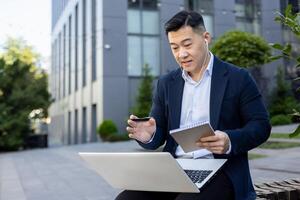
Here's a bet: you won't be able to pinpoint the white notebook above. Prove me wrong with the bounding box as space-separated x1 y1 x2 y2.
170 121 215 153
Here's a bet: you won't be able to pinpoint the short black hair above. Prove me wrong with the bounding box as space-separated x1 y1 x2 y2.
164 11 206 35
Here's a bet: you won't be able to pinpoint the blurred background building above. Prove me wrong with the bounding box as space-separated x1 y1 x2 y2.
49 0 298 146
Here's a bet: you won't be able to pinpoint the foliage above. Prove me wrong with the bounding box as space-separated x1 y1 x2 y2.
97 119 130 142
97 120 118 141
0 38 51 151
270 133 300 139
132 64 154 117
259 141 300 149
268 67 300 122
105 134 130 142
248 153 267 160
211 30 271 68
271 5 300 137
270 114 292 125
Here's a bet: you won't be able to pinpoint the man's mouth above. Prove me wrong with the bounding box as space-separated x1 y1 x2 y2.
181 60 192 66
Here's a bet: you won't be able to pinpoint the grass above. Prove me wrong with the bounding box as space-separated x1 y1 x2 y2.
105 134 131 142
248 153 267 160
259 141 300 149
270 133 300 139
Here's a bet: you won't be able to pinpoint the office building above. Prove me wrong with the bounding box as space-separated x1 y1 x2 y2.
50 0 294 145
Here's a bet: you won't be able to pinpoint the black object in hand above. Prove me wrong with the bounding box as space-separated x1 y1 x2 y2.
131 117 151 122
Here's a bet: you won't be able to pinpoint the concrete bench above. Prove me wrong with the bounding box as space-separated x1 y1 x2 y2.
255 179 300 200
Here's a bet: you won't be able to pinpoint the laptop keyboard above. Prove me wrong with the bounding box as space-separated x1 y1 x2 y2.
184 170 213 184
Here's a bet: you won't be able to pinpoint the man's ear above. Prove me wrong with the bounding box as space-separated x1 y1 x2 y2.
203 31 211 44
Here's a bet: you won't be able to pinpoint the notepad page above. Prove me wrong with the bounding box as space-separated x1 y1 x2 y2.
170 121 209 134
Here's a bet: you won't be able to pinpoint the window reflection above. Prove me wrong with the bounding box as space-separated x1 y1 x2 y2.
235 0 261 35
185 0 214 36
127 0 160 76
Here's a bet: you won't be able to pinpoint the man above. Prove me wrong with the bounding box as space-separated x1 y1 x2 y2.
116 11 270 200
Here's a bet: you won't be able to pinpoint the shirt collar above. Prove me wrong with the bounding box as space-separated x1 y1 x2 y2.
181 52 214 82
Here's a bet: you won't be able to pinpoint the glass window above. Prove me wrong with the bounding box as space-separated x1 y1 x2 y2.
68 111 71 144
82 0 87 87
82 107 87 143
202 15 213 36
128 36 142 76
68 15 72 94
91 104 97 142
91 0 97 81
58 33 61 100
127 0 160 76
128 0 140 8
75 4 78 91
74 109 78 144
63 25 66 98
143 37 160 75
128 9 141 33
142 0 157 9
142 10 159 34
186 0 214 36
235 0 261 35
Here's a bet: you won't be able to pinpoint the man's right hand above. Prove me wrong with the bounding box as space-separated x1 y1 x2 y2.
126 115 156 143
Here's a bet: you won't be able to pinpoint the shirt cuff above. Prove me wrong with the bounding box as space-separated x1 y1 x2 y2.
225 137 232 154
142 131 156 144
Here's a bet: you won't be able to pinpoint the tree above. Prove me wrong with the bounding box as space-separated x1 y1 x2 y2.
269 67 300 125
0 38 51 151
211 30 271 68
132 64 154 118
211 30 272 96
270 5 300 137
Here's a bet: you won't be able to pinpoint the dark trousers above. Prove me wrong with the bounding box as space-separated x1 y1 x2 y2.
115 170 234 200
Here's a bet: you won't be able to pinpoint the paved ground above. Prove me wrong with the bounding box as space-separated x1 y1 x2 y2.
1 126 300 200
271 123 299 133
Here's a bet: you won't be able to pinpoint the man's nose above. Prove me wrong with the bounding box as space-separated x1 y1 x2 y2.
178 49 188 58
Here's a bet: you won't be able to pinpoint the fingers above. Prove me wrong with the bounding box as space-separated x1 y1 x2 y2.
197 141 222 148
128 115 138 127
130 114 138 120
128 133 136 140
126 126 137 140
127 119 136 128
126 126 134 133
149 117 156 126
196 130 230 154
126 115 156 143
199 135 218 142
196 141 226 154
199 130 226 142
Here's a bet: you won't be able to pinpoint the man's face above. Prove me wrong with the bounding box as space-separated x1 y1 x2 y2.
168 26 210 75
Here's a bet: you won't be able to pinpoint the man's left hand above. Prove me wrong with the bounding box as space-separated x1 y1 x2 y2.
196 130 230 154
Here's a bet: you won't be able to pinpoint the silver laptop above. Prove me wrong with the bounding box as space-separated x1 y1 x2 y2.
79 152 227 193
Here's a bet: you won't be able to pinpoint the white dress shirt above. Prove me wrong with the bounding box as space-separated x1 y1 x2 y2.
146 52 230 158
175 52 214 159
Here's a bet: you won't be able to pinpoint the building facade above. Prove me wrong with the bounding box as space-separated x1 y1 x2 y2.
50 0 293 146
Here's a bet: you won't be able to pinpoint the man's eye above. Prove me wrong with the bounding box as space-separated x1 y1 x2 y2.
184 43 191 47
172 47 178 50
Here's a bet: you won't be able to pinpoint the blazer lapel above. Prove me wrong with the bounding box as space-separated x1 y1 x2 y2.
210 57 229 130
169 69 185 130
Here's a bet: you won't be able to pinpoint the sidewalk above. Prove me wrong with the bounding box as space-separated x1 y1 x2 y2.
271 123 299 133
1 139 300 200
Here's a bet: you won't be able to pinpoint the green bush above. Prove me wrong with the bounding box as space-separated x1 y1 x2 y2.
270 114 292 126
211 30 271 68
268 67 300 122
97 120 118 141
97 120 131 142
105 134 130 142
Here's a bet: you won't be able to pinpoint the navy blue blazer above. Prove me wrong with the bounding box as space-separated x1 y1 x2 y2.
138 56 271 200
